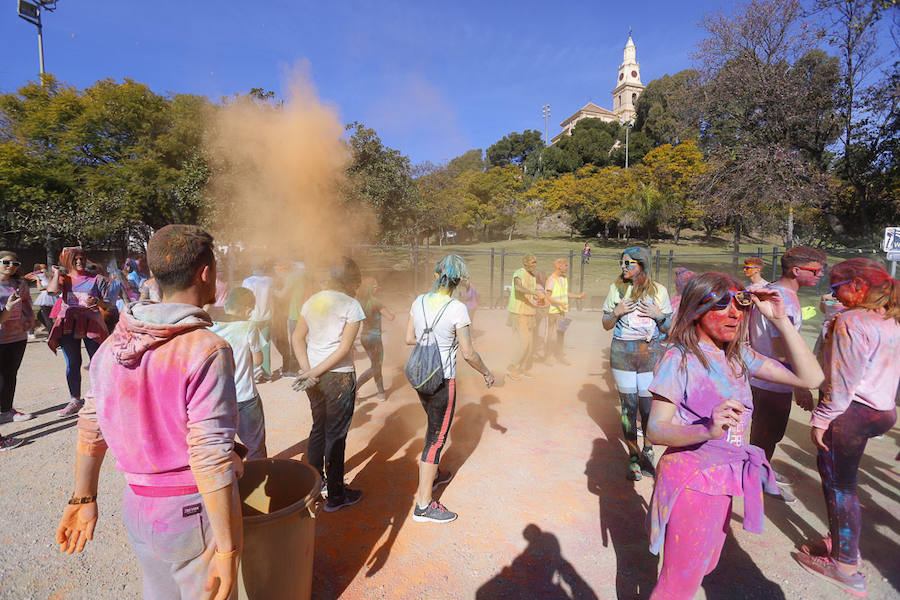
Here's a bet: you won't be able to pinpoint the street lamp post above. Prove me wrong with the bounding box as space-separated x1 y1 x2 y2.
17 0 57 79
542 104 551 146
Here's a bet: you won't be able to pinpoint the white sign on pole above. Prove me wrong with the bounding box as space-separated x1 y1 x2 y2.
882 227 900 252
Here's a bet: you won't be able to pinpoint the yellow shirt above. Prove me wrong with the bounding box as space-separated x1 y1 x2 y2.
507 267 536 315
545 274 569 314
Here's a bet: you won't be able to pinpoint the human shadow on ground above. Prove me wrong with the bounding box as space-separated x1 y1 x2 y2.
311 402 422 598
273 400 378 461
580 383 658 599
475 524 598 600
440 394 507 483
702 533 786 599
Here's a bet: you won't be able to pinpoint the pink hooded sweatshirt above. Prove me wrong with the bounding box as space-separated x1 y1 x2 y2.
77 301 238 495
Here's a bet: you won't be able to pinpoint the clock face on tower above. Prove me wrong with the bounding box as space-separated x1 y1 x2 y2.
619 73 624 81
631 70 638 78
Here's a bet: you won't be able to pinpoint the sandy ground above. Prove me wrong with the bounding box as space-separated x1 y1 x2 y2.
1 306 898 600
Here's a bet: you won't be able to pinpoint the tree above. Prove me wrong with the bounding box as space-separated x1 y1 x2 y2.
640 141 708 243
486 130 544 167
448 149 485 173
633 70 701 147
459 165 525 240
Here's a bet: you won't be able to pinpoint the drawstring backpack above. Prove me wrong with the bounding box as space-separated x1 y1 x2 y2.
405 296 452 394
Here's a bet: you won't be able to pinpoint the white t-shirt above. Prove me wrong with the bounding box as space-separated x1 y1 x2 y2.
242 274 275 322
209 319 262 403
410 293 471 380
301 290 366 373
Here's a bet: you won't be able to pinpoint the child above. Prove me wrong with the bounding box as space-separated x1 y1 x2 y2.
211 287 268 459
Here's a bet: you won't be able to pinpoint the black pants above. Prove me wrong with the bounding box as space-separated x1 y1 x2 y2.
749 386 793 461
417 378 456 464
36 306 53 331
272 316 298 373
306 372 356 499
0 340 28 413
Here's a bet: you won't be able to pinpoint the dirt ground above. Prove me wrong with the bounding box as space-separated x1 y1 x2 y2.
1 305 898 600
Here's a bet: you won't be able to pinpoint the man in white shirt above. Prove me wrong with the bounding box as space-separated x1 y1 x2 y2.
242 264 275 381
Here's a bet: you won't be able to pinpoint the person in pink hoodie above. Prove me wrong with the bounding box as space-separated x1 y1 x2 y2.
55 225 243 600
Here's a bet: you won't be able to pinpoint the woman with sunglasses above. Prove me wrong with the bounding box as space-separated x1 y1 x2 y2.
645 272 823 599
0 251 36 433
794 258 900 597
46 247 109 417
602 246 673 480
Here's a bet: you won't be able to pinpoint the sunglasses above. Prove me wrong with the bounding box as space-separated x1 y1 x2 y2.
742 265 760 272
795 266 824 276
700 289 754 310
1 259 21 267
620 260 639 269
829 279 851 295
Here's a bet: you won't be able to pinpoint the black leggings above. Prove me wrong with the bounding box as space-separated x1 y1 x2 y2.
749 386 793 461
817 402 896 564
36 306 53 331
417 378 456 465
0 340 27 413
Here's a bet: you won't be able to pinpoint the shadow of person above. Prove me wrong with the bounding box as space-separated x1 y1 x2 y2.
274 400 378 461
475 524 598 600
441 394 507 479
701 533 786 599
580 383 659 599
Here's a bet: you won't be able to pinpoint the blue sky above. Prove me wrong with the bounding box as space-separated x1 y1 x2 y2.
0 1 860 165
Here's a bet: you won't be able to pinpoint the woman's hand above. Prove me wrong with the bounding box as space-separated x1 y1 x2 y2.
635 300 663 321
613 299 636 317
706 400 745 440
810 426 829 451
750 289 786 322
4 291 21 311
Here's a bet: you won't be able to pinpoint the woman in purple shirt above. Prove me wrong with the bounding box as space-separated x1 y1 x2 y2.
1 251 36 447
645 272 823 599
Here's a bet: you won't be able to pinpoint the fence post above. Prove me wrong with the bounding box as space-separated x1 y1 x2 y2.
490 248 495 309
771 247 778 281
667 249 674 290
499 249 506 308
654 249 661 280
757 246 762 258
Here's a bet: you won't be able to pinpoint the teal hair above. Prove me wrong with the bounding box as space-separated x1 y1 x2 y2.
433 254 469 292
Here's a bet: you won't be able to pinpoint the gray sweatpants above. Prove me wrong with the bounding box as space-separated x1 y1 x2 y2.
122 487 238 600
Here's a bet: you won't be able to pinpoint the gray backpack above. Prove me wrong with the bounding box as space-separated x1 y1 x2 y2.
405 297 452 394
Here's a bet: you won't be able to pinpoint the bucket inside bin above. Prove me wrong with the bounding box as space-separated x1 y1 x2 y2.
238 459 321 521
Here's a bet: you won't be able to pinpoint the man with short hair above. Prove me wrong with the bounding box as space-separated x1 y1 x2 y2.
743 257 769 291
544 258 585 365
56 225 242 600
749 245 827 501
506 255 545 379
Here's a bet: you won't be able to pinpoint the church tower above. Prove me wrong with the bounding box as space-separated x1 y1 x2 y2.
612 31 644 123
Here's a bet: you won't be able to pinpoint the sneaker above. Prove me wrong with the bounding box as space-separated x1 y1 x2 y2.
794 552 867 597
627 455 643 481
1 409 34 424
323 487 362 513
376 392 387 401
506 370 521 381
320 477 328 499
640 447 656 478
767 486 797 503
432 469 453 491
773 470 793 485
800 534 862 562
57 400 84 417
0 437 25 452
412 499 457 523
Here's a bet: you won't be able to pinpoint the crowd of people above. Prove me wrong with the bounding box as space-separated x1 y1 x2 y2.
0 229 897 599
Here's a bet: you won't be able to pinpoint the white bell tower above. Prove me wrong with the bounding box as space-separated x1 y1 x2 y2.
612 30 644 122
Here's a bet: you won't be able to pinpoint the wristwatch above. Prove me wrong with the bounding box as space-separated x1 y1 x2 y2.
68 494 97 505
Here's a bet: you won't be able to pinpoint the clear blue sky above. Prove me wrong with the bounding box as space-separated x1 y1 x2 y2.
0 1 800 164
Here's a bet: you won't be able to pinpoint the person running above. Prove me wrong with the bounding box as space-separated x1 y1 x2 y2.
46 247 109 417
506 255 545 380
0 251 36 431
646 272 823 599
292 257 365 512
55 225 243 600
405 255 495 523
356 277 395 401
543 258 585 365
601 247 672 480
743 257 769 291
748 246 826 499
211 287 268 459
793 258 900 597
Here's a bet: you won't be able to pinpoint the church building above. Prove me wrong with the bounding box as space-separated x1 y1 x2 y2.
551 33 645 144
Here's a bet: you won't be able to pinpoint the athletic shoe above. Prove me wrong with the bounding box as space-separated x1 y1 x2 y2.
773 470 793 485
794 552 867 597
412 500 457 523
800 534 862 562
432 469 453 491
0 437 25 452
627 456 643 481
323 487 362 513
377 392 387 401
320 477 327 499
57 400 84 417
0 409 34 423
767 486 797 503
506 370 521 381
640 447 656 478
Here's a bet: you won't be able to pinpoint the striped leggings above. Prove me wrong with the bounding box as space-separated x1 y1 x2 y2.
417 378 456 464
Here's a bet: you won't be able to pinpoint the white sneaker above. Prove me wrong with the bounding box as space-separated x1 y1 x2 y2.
57 400 84 417
0 437 25 452
0 409 34 424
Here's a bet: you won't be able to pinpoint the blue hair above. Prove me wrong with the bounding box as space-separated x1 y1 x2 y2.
433 254 468 292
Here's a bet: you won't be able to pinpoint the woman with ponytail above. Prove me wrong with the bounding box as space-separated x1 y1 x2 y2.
795 258 900 597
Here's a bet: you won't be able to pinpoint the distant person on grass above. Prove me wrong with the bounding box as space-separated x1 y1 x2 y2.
1 251 36 451
292 257 366 512
211 287 268 459
506 255 546 380
405 255 494 523
601 246 672 481
56 225 243 600
543 258 585 365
